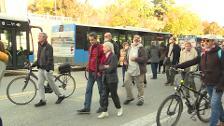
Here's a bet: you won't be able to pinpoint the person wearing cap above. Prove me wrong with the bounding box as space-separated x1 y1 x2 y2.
175 37 224 126
97 42 123 119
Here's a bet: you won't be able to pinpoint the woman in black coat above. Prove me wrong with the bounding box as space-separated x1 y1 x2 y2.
98 42 123 119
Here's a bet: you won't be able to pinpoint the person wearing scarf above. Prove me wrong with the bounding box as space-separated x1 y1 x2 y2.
97 42 123 119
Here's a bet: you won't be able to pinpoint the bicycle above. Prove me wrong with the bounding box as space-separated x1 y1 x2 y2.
156 68 211 126
6 61 76 105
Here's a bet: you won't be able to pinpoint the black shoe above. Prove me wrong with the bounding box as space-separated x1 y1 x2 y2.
136 100 144 106
123 98 134 105
77 108 90 114
164 82 170 85
55 96 65 104
151 77 157 79
35 100 46 107
96 107 104 113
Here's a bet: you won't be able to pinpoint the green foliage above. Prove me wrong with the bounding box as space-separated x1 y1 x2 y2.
28 0 224 36
163 7 203 35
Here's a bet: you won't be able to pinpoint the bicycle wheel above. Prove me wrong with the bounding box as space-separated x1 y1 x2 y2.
6 76 37 105
156 94 183 126
55 74 76 98
196 91 211 123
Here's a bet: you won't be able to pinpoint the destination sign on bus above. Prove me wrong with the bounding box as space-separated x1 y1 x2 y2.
0 19 28 28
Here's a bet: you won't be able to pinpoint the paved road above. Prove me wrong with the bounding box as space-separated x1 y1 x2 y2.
0 66 210 126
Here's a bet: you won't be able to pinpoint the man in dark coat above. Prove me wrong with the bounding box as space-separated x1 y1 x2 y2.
175 38 224 126
164 37 181 85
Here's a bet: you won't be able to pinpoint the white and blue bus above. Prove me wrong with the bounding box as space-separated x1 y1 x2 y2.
0 14 42 69
51 24 171 67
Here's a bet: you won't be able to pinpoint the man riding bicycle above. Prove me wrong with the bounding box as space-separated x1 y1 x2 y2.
175 37 224 126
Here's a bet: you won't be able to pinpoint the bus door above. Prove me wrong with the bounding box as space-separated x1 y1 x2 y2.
0 29 14 67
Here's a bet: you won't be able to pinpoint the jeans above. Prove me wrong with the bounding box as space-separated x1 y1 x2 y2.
122 65 127 82
84 72 104 110
207 85 224 126
151 63 158 78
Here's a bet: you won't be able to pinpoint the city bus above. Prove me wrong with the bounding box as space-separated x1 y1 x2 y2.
51 24 171 67
0 14 42 69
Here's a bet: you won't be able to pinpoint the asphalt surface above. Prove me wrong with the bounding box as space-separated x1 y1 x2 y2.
0 65 210 126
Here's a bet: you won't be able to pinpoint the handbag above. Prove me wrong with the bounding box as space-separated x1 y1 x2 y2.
0 51 9 63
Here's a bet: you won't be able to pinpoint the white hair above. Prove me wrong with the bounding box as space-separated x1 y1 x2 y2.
103 42 114 53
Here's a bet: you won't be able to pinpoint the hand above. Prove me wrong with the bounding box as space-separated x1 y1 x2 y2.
131 57 136 61
86 65 89 71
216 88 223 93
104 65 109 68
123 61 128 65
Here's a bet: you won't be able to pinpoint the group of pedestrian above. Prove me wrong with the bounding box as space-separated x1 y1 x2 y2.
1 30 224 126
175 37 224 126
76 33 148 119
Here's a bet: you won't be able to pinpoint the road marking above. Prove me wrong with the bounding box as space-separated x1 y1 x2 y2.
0 91 35 100
120 110 158 126
120 106 188 126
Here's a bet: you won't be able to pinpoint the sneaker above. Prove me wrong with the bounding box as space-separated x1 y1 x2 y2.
136 100 144 106
96 107 104 113
123 98 134 105
77 108 90 114
98 112 109 119
117 108 123 117
35 100 46 107
55 96 65 104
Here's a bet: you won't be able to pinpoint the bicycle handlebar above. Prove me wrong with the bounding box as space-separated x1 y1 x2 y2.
169 67 202 77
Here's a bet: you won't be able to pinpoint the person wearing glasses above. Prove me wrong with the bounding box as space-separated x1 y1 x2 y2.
175 37 224 126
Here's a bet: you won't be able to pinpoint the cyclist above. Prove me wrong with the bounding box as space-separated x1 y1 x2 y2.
175 37 224 126
34 32 65 107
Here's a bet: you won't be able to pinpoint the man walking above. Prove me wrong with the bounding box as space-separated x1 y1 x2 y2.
77 32 105 114
123 35 147 106
164 37 181 86
104 32 120 58
35 32 65 107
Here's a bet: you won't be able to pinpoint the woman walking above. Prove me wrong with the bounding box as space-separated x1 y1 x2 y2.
119 42 129 86
98 42 123 119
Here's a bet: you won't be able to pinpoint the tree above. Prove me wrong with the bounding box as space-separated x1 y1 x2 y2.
163 7 203 36
100 0 165 31
152 0 175 20
203 21 223 35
